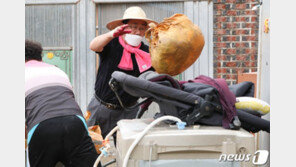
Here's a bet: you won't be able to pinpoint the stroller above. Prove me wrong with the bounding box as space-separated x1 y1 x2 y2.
95 71 269 167
109 71 270 133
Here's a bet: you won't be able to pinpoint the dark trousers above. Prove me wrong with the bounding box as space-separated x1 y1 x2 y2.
86 97 138 142
28 115 101 167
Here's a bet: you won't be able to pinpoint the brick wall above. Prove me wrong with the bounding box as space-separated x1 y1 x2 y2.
213 0 260 85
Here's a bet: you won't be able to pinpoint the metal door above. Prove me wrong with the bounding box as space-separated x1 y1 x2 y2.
42 48 73 83
25 2 75 83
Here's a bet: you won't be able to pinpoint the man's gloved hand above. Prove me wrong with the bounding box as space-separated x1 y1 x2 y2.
109 24 132 38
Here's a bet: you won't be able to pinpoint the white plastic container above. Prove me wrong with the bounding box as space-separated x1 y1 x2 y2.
116 119 255 167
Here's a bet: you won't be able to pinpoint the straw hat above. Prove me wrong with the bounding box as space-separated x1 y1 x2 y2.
106 6 158 30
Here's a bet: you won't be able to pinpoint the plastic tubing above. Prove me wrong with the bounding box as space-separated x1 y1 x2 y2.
122 116 182 167
93 126 119 167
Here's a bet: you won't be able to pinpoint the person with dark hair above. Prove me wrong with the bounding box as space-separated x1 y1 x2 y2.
25 40 100 167
25 40 43 61
86 6 157 141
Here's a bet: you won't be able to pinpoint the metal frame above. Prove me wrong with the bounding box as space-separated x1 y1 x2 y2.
93 0 190 3
43 47 73 51
92 0 211 3
208 1 214 77
72 0 97 112
256 0 270 163
183 0 214 80
25 0 80 5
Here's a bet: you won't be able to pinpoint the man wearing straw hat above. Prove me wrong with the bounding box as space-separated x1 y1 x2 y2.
86 6 157 142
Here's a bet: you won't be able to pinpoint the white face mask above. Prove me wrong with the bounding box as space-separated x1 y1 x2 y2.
124 34 143 46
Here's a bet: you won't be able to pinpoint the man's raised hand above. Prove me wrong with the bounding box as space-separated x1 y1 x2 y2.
110 24 132 38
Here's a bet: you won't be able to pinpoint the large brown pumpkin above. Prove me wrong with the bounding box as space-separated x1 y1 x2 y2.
145 14 205 76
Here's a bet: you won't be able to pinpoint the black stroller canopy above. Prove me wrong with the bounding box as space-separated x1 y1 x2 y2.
111 71 233 128
111 71 203 110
